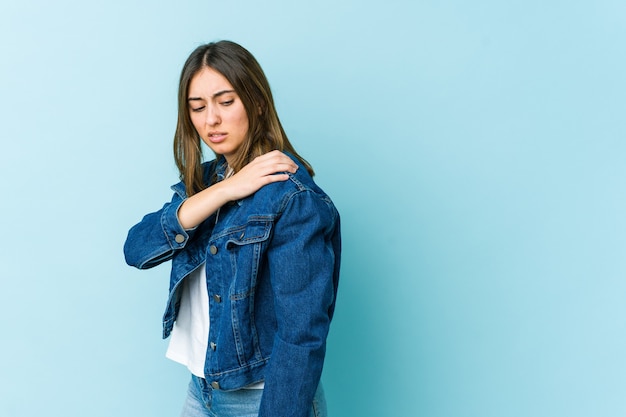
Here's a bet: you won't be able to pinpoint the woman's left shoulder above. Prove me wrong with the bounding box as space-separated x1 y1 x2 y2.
286 170 338 214
250 168 334 214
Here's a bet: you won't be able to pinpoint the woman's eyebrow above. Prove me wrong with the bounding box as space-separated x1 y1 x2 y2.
187 90 235 101
212 89 235 98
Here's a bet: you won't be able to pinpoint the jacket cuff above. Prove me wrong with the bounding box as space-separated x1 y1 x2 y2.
160 198 196 249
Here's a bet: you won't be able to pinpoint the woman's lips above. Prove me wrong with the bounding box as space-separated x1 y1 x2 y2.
207 132 227 143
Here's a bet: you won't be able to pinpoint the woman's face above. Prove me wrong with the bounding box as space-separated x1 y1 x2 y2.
187 67 249 165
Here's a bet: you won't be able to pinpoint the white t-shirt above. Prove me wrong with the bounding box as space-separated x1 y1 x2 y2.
166 263 209 378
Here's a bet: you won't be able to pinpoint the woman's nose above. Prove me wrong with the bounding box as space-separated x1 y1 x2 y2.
206 105 220 126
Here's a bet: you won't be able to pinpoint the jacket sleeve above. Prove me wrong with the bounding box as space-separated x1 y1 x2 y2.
259 190 341 417
123 190 197 270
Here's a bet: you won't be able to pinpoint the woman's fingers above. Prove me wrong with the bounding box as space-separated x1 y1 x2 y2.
220 151 297 201
250 150 298 174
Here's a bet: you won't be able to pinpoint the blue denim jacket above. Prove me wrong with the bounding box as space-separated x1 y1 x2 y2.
123 156 341 417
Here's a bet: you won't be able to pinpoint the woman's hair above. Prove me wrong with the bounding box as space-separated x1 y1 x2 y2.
173 40 314 196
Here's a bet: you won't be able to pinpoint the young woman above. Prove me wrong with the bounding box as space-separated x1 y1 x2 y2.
124 40 341 417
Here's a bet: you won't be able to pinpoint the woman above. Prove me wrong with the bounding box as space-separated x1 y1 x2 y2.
124 40 341 417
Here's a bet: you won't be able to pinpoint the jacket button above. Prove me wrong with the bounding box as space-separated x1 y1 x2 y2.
174 234 185 243
209 245 218 255
211 381 220 389
213 294 222 303
210 342 217 351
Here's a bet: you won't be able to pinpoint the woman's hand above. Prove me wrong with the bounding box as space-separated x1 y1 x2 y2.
219 150 298 201
177 151 297 229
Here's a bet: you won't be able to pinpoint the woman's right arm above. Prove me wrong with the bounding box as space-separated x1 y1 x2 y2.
124 150 298 269
123 192 190 270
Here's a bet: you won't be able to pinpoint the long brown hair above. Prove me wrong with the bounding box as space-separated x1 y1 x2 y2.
173 40 314 197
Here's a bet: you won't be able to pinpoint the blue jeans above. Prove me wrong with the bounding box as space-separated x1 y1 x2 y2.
179 375 327 417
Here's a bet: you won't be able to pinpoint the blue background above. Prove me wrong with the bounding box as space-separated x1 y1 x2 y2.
1 1 625 416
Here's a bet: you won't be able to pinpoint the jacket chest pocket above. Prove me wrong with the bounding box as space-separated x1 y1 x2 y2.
224 220 273 295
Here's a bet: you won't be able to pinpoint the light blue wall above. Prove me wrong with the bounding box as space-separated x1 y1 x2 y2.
1 1 624 416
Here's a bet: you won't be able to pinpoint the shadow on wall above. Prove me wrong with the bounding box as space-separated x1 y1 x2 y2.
322 206 425 416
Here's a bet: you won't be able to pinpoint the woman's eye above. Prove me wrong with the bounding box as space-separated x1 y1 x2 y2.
191 106 205 112
221 100 234 106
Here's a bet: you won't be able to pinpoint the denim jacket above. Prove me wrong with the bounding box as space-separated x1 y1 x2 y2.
123 156 341 417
